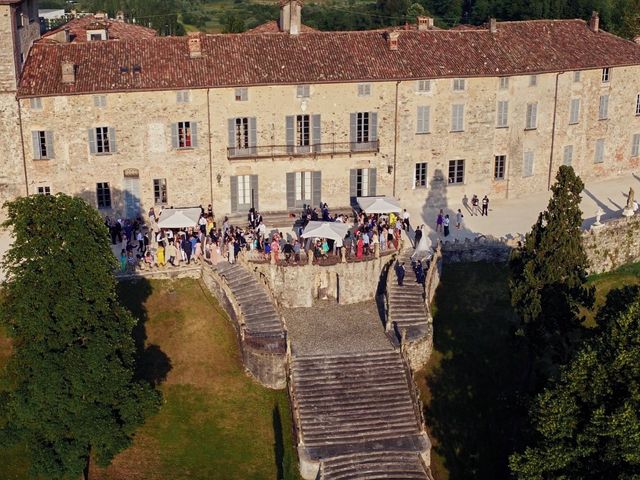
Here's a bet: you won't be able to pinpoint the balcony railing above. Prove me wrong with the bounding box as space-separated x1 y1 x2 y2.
227 140 379 160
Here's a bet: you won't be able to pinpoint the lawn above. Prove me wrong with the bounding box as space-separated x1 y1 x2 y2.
0 279 300 480
419 260 640 480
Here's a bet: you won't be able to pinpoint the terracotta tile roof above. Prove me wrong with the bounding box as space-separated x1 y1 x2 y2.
41 15 157 43
18 19 640 98
245 20 317 34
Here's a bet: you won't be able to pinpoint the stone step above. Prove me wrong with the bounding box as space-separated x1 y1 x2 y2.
303 429 421 447
292 349 398 363
320 452 428 480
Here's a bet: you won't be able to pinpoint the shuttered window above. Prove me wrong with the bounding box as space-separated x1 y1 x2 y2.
357 83 371 97
235 88 248 101
230 175 258 213
632 134 640 157
29 97 42 110
176 90 190 103
563 145 573 166
451 104 464 132
417 80 430 92
529 75 537 86
594 139 605 163
227 117 257 156
569 99 580 124
598 95 609 120
499 77 509 90
417 106 430 134
88 127 116 154
349 168 377 197
31 131 54 160
573 71 581 82
93 95 107 108
350 112 378 151
296 85 310 98
171 121 198 149
287 171 321 208
497 101 508 127
453 78 465 91
525 103 537 129
523 151 534 177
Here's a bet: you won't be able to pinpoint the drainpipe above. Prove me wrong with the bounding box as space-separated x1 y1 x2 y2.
392 80 400 197
17 98 29 196
206 88 213 206
547 72 563 190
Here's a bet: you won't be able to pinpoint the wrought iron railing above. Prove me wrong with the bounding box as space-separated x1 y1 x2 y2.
227 140 379 159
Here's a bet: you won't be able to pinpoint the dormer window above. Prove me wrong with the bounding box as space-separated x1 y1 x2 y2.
87 29 107 41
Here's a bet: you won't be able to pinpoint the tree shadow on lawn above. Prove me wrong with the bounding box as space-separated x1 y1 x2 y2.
117 278 172 387
424 262 529 480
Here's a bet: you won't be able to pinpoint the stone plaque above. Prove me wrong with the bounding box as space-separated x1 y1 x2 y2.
123 168 139 178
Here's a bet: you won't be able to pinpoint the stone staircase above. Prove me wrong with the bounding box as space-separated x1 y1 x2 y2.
212 261 285 343
386 250 430 343
320 451 430 480
290 349 430 478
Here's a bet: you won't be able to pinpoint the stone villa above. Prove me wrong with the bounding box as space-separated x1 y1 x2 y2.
1 0 640 219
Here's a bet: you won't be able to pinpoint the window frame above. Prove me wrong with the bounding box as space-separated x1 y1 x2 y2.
632 134 640 157
523 151 534 177
414 162 428 188
295 114 311 148
453 78 465 92
451 104 464 132
573 71 581 82
153 178 168 205
416 106 430 134
598 94 609 120
569 98 580 125
563 145 573 166
93 95 107 108
29 97 42 110
37 186 51 195
296 84 310 98
635 94 640 116
417 79 431 93
235 88 248 102
176 90 190 104
602 67 610 83
448 159 465 184
96 182 111 209
499 77 509 90
95 126 111 154
529 75 537 87
594 139 605 164
497 100 508 128
176 121 193 149
525 103 538 130
357 83 372 97
494 155 506 180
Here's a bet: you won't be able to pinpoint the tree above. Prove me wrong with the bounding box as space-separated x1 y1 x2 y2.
510 287 640 479
219 11 246 33
0 194 160 479
509 166 594 383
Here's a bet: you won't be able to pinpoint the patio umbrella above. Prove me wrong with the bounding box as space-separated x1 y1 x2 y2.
301 221 350 241
357 196 402 214
157 208 201 229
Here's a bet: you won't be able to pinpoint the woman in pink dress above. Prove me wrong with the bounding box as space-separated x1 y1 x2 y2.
356 235 364 259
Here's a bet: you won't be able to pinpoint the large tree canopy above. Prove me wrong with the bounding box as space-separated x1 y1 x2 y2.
510 286 640 479
510 166 594 381
0 194 160 479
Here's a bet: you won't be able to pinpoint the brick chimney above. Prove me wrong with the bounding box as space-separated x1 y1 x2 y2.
387 31 400 51
589 11 599 32
417 16 433 31
188 33 202 59
279 0 303 35
61 62 75 84
489 18 497 33
116 11 125 22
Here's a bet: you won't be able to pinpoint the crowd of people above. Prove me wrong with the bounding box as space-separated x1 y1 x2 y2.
107 203 415 273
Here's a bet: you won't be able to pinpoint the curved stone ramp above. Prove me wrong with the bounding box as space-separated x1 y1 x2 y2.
212 261 285 340
320 451 430 480
291 349 430 478
387 250 430 342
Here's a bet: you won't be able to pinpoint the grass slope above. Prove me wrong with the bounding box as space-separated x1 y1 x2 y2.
0 279 300 480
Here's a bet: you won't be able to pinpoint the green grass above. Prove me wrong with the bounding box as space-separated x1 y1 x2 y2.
584 261 640 326
0 279 301 480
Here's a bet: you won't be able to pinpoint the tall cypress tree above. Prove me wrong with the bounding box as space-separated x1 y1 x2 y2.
0 194 160 479
509 166 594 383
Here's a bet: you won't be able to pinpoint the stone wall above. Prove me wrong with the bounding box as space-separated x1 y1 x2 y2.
244 254 397 308
583 216 640 274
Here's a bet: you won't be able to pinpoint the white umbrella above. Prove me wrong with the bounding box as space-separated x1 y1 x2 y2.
157 208 201 229
357 196 402 214
301 221 350 241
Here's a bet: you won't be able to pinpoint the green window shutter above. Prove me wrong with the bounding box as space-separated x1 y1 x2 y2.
32 131 41 160
368 168 377 196
312 114 321 153
286 116 294 154
370 112 378 142
312 171 322 207
88 128 97 154
191 122 198 148
249 117 257 154
45 131 55 159
230 176 238 213
250 175 259 210
108 127 117 153
286 172 295 209
227 119 235 150
171 123 179 149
